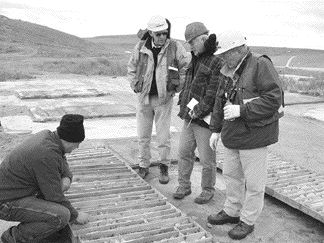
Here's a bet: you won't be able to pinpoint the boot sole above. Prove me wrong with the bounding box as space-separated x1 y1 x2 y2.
159 178 170 184
207 217 240 225
173 190 192 199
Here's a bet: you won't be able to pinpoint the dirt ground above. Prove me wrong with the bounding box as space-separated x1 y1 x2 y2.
0 77 323 242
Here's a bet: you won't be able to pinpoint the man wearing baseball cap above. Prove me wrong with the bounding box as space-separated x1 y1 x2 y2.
173 22 223 204
128 16 190 184
208 31 284 240
0 114 89 242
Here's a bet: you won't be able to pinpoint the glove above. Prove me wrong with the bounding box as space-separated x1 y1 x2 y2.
73 212 89 225
61 177 71 192
224 104 240 120
210 133 220 150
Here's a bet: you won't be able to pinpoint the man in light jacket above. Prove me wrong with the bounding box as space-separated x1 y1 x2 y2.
128 15 190 184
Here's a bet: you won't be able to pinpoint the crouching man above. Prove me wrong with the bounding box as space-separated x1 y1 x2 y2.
0 114 89 242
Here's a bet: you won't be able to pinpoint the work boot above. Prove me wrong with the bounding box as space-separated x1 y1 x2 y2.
194 191 214 204
159 164 169 184
228 221 254 240
207 210 240 225
137 167 149 179
173 186 192 199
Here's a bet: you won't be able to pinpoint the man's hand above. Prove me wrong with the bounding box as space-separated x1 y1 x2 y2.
223 105 240 120
189 109 198 119
61 177 71 192
74 212 89 225
210 133 220 150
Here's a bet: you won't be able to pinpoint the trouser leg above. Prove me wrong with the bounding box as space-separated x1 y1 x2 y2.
0 196 70 243
136 100 154 168
177 121 196 189
193 124 216 193
223 148 245 217
154 97 173 166
240 147 268 225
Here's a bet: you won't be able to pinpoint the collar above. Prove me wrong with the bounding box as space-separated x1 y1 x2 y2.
220 49 250 79
53 131 65 155
151 39 163 48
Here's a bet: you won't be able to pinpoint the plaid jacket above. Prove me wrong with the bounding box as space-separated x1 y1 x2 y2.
178 53 223 124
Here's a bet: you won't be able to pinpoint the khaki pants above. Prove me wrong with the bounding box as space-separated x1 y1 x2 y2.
223 146 268 225
136 95 173 168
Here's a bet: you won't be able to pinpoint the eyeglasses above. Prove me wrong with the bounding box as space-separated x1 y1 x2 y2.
154 32 168 37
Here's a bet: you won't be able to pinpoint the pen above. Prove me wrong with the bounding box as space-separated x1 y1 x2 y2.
187 118 193 128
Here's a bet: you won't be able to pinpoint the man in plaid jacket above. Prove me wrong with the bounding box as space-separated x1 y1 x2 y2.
173 22 223 204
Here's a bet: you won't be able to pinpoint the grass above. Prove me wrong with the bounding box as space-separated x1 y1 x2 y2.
281 76 324 97
0 71 35 82
38 57 127 76
1 14 324 97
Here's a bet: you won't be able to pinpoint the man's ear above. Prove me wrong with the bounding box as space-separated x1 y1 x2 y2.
148 31 153 37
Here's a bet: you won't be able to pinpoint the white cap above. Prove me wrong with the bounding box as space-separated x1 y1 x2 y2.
147 15 168 32
215 31 247 55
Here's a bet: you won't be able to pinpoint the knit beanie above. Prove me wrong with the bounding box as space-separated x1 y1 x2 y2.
57 114 85 143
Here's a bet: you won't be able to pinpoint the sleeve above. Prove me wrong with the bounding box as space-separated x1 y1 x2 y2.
127 42 141 91
193 58 223 118
240 57 283 121
61 157 72 180
33 155 78 221
209 80 225 133
175 41 191 92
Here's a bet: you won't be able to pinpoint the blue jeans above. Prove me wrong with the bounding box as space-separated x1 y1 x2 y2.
177 121 216 193
0 196 71 242
136 95 173 168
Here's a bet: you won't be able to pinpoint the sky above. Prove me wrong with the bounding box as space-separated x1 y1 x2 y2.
0 0 323 50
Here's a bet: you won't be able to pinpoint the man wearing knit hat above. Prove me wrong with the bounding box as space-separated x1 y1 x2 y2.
0 114 89 243
128 15 190 184
173 22 223 204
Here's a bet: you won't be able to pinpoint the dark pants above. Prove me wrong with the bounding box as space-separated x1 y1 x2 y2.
0 196 71 243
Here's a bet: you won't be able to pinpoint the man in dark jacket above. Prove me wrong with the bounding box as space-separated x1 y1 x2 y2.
207 31 283 240
0 114 89 243
173 22 223 204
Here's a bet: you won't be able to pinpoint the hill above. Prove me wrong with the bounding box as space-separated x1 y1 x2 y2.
0 14 323 84
0 15 127 80
86 34 324 68
0 15 106 57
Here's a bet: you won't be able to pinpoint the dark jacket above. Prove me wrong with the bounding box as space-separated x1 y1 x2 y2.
178 47 223 127
0 130 78 220
210 51 283 149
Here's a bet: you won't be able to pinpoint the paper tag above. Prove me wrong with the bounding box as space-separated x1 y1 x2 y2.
187 98 199 110
243 96 260 104
203 113 211 125
168 66 178 71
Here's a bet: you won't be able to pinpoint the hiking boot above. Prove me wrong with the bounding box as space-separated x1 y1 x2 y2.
159 164 169 184
137 167 149 179
228 221 254 240
194 191 214 204
207 210 240 225
173 186 191 199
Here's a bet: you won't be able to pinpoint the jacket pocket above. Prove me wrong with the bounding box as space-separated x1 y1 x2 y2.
0 203 11 220
246 112 280 128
